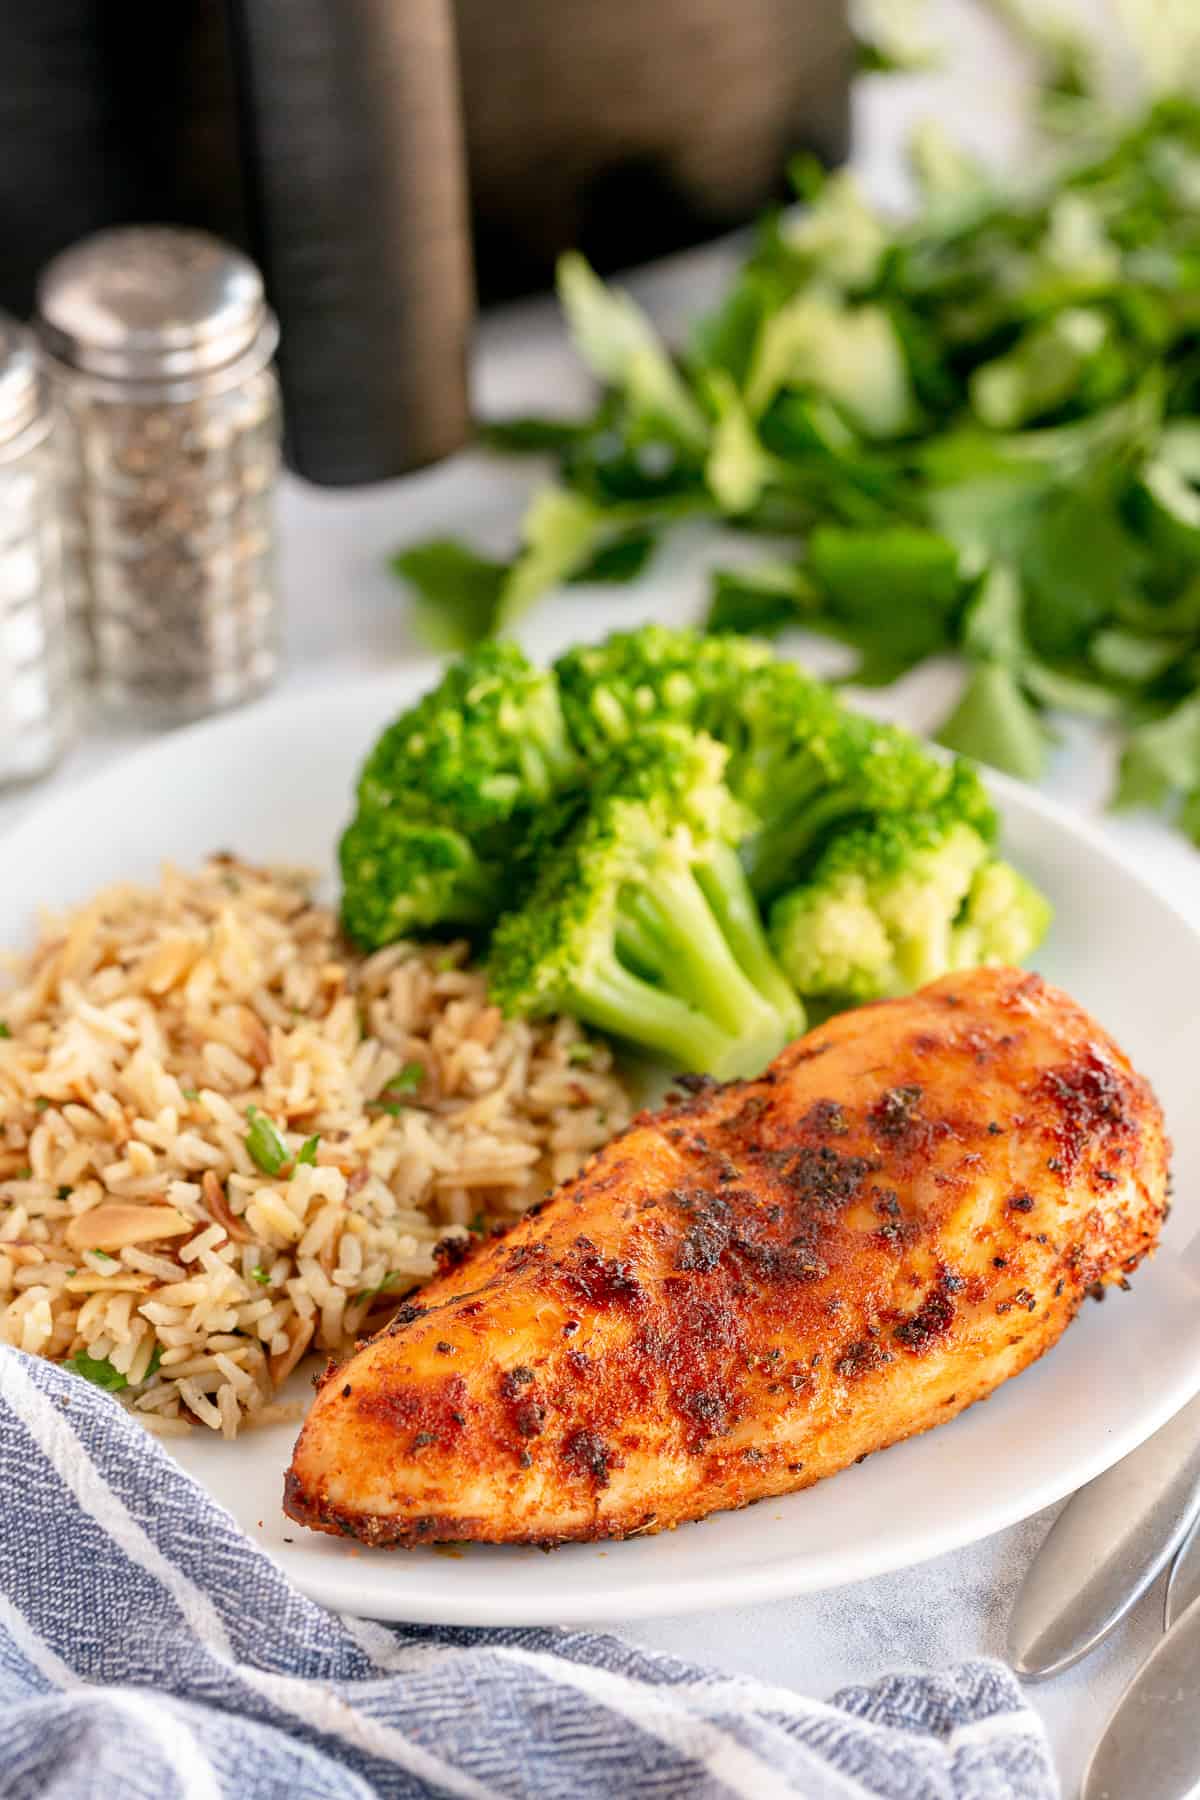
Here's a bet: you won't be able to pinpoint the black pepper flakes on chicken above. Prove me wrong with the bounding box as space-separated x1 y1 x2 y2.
284 969 1169 1547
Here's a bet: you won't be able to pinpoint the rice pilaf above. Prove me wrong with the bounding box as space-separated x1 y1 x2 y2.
0 858 632 1436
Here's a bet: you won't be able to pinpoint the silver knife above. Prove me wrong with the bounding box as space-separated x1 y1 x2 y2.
1008 1391 1200 1680
1166 1512 1200 1629
1083 1590 1200 1800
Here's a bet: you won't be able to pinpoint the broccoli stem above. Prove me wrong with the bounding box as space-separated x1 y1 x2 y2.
628 862 785 1043
567 955 739 1075
694 842 806 1035
615 910 672 981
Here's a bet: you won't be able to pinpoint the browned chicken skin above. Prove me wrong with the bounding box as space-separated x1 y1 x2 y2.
284 968 1169 1546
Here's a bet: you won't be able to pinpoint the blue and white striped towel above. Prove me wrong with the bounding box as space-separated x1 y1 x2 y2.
0 1348 1056 1799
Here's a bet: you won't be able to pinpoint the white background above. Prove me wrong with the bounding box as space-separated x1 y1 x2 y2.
4 3 1197 1789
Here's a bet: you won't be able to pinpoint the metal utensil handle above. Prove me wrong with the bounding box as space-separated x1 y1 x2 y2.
1084 1588 1200 1800
1165 1509 1200 1630
1008 1390 1200 1681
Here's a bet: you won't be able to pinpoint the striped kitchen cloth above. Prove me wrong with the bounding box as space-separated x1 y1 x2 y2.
0 1348 1056 1799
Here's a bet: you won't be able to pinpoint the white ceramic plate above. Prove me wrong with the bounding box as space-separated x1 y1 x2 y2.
4 670 1200 1626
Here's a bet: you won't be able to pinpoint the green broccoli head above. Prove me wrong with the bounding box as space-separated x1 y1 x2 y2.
342 641 577 949
358 640 576 842
339 811 499 950
950 859 1053 970
555 625 776 762
488 723 804 1078
731 668 994 900
769 789 1050 1007
555 626 981 906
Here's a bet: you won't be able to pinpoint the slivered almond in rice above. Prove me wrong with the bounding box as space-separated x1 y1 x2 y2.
65 1203 192 1252
0 858 632 1434
201 1169 251 1245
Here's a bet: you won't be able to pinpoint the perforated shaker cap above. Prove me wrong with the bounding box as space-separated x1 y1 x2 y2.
35 226 277 385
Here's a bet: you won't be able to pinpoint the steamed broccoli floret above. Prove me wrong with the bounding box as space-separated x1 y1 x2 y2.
339 812 499 950
769 813 988 1003
488 724 804 1078
726 662 993 900
358 640 577 844
950 860 1053 970
342 642 578 947
556 625 989 904
555 625 776 762
768 789 1050 1007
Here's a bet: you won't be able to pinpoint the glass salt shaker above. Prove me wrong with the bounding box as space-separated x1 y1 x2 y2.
0 315 72 785
35 227 282 725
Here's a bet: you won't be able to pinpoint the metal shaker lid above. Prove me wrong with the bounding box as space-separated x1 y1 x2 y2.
35 226 277 384
0 314 42 444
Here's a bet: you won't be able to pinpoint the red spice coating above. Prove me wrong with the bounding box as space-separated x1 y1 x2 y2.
285 969 1169 1549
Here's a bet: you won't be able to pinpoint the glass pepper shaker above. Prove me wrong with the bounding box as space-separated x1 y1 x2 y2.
35 227 282 725
0 315 72 786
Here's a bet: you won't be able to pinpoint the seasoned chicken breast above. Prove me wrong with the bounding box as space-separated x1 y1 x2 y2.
284 968 1169 1546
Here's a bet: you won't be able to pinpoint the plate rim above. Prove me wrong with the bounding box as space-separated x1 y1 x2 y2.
4 668 1200 1626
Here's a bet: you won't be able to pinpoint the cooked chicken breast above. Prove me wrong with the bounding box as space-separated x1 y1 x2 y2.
284 968 1169 1546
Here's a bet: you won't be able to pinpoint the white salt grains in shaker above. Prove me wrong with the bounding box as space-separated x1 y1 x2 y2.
35 227 282 725
0 316 72 786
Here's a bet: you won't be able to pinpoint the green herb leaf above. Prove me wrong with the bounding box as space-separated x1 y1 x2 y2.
689 272 774 387
1115 693 1200 815
746 298 918 438
251 1265 272 1286
244 1106 290 1177
806 524 966 681
390 540 507 652
557 251 708 451
567 530 657 585
145 1344 163 1380
1020 486 1146 661
1090 627 1187 685
970 309 1111 432
959 563 1028 666
705 372 775 515
295 1135 320 1167
937 660 1052 782
494 489 617 634
0 1023 10 1039
63 1352 128 1392
90 1250 117 1267
1022 660 1127 721
855 35 937 74
181 1087 199 1101
706 562 818 638
33 1097 49 1112
383 1062 424 1099
567 1042 594 1065
478 416 593 454
781 167 890 290
1181 787 1200 845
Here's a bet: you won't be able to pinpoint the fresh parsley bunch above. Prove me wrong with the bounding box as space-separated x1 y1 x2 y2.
391 51 1200 843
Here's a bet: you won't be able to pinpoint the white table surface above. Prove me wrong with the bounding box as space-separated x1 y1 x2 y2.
4 5 1195 1791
